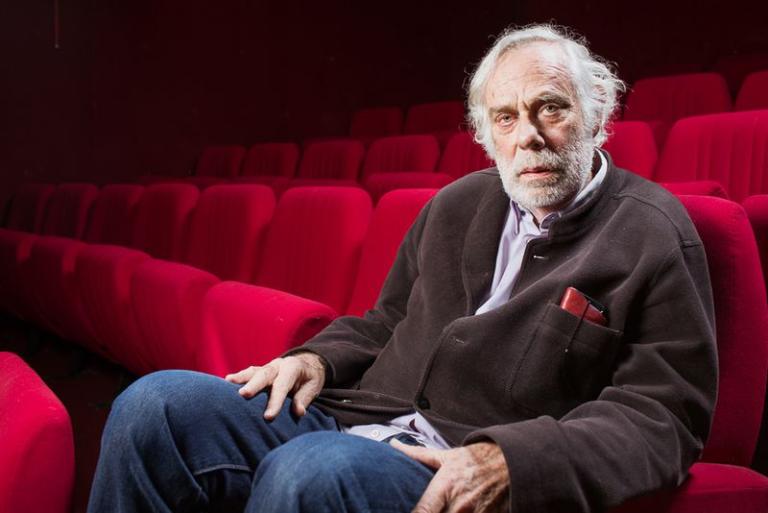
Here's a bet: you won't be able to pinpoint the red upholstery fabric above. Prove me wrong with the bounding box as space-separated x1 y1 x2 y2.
131 259 219 372
4 183 55 233
363 173 452 203
735 71 768 111
713 53 768 96
233 175 293 198
130 183 199 260
350 107 404 141
0 229 38 320
655 111 768 203
75 245 151 371
613 463 768 513
240 143 300 178
603 121 658 179
83 184 144 245
195 145 246 177
297 139 365 180
183 184 275 282
660 181 729 198
22 237 92 343
437 131 494 179
256 187 371 313
346 189 437 316
679 196 768 465
39 183 99 239
404 100 465 135
624 73 732 124
362 135 440 178
0 352 74 513
743 194 768 300
198 282 337 375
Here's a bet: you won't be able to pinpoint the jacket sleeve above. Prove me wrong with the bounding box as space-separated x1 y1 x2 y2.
465 241 718 513
285 200 433 388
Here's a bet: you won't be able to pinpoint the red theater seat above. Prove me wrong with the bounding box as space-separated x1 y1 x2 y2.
183 184 275 282
743 194 768 297
363 173 451 203
613 195 768 512
735 71 768 111
240 143 300 178
623 73 732 148
296 139 365 180
195 145 246 177
130 183 199 260
437 131 494 179
131 259 219 372
362 135 440 178
256 187 371 313
83 184 144 245
39 183 99 239
660 181 728 198
0 230 38 320
4 183 55 233
0 352 74 513
404 101 465 136
197 282 337 375
655 111 768 202
712 53 768 96
350 106 404 143
603 121 658 179
346 189 437 316
75 245 151 371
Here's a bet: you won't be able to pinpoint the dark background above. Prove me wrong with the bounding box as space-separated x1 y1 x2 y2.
1 0 766 189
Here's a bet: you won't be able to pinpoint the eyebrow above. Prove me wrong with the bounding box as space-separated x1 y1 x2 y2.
487 91 572 115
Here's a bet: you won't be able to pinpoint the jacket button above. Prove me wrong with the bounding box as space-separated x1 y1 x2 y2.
417 397 430 409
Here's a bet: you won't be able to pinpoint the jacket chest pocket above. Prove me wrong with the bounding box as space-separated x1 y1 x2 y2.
508 302 623 417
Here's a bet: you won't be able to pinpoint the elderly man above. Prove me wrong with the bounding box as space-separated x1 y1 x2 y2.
88 24 717 513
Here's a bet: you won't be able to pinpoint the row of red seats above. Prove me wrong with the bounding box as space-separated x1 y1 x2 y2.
3 187 768 511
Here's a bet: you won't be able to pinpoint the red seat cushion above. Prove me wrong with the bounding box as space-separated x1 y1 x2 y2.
603 121 658 179
240 143 299 178
39 183 99 239
346 189 437 316
256 187 371 313
656 111 768 203
83 184 144 245
195 145 246 177
297 139 365 180
130 183 199 260
362 135 440 178
0 352 74 513
183 184 275 282
198 282 337 375
735 71 768 111
131 259 219 372
437 131 494 179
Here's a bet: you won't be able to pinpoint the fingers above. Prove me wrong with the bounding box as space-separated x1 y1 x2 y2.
291 379 322 416
412 476 449 513
238 362 280 399
224 366 259 384
390 439 444 470
263 361 300 419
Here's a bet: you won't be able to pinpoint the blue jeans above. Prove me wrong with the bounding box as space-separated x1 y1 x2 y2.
87 370 435 513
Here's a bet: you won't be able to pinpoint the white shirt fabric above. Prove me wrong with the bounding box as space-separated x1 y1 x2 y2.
344 150 609 449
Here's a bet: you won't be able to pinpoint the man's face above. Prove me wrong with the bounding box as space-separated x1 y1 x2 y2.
484 42 595 215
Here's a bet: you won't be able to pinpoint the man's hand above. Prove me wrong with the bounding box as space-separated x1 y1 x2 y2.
224 353 326 420
392 440 509 513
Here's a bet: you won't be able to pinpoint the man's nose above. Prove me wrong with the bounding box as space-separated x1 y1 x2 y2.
516 115 545 150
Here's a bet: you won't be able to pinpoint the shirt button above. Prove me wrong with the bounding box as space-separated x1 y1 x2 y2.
370 429 380 438
417 397 430 409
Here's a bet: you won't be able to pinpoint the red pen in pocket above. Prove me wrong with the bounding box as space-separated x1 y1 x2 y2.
559 287 608 326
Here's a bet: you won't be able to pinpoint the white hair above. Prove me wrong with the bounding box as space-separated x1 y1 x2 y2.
467 24 625 157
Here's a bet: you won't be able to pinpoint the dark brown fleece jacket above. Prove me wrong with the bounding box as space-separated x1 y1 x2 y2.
292 155 718 513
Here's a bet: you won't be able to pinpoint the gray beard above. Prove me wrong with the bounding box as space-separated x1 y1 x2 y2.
496 136 595 210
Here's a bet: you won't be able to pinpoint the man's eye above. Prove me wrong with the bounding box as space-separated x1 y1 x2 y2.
496 114 515 126
542 104 561 114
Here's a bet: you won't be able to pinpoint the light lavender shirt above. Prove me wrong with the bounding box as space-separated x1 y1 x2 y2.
344 151 609 448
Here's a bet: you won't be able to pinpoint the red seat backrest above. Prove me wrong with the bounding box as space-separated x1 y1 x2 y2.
5 183 55 233
602 121 658 179
256 187 371 313
363 135 440 178
297 139 365 180
0 352 74 513
679 195 768 465
40 183 99 239
655 111 768 202
624 73 731 125
437 132 494 179
735 70 768 111
404 101 465 134
195 145 246 177
183 184 275 282
346 189 437 316
130 183 199 260
712 53 768 96
240 143 300 178
84 184 144 245
350 107 404 139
